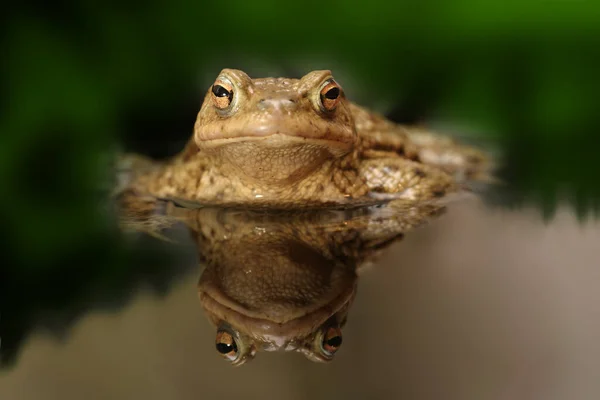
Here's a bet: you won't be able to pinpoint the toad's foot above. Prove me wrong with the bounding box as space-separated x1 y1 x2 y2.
116 191 179 242
402 127 494 183
360 158 459 202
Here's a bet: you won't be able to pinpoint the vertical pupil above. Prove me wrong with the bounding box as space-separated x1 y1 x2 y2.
324 87 340 100
212 85 231 98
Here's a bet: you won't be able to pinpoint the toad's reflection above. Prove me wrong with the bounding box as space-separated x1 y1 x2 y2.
119 196 445 365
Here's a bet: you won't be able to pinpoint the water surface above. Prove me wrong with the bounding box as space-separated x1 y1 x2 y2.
1 199 599 400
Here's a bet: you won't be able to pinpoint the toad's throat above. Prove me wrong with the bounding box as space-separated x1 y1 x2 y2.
202 135 350 185
198 281 357 339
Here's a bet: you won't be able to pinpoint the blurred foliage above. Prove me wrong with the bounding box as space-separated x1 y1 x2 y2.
1 0 599 367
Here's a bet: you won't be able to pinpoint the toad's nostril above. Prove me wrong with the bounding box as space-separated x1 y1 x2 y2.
281 99 296 108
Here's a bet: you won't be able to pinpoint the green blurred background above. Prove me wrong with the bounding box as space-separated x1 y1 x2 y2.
1 0 599 367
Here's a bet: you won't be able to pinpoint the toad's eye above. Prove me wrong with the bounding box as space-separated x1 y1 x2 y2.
319 80 342 111
321 326 343 356
211 81 233 109
215 330 239 362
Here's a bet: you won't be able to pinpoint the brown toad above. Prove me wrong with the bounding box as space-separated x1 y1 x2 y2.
118 195 445 365
122 69 490 207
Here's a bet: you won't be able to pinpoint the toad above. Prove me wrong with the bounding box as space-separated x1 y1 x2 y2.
118 197 445 365
121 69 491 208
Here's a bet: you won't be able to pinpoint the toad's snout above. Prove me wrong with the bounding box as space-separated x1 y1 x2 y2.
257 98 297 113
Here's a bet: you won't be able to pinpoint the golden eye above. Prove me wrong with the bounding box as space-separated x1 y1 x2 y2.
211 80 234 109
321 326 343 356
215 330 239 361
319 79 342 111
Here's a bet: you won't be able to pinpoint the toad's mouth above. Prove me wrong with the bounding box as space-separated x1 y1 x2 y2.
197 133 353 155
198 281 357 340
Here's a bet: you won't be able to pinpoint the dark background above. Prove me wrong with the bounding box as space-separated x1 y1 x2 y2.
1 0 599 368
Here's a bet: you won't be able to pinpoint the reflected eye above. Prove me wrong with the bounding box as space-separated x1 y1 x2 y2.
215 330 239 361
321 326 343 356
319 79 342 111
211 81 234 109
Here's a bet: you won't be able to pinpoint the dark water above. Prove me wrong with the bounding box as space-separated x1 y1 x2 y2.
1 197 600 400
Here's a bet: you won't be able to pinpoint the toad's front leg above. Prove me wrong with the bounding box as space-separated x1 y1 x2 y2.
359 158 459 202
